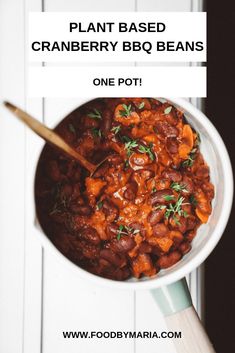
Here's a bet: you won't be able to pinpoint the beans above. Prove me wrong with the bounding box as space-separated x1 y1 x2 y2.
71 183 81 199
169 230 184 247
110 236 136 253
36 98 214 282
195 165 209 179
101 109 112 133
139 242 152 253
46 160 62 182
73 168 82 182
148 209 165 225
106 223 119 238
157 251 182 269
162 169 182 182
80 227 100 245
186 215 197 231
60 184 73 198
81 242 100 260
93 163 110 178
186 229 197 242
50 212 68 225
107 154 123 165
150 189 175 205
155 121 179 137
83 116 99 129
135 168 154 180
100 249 126 267
169 216 187 234
102 199 119 222
129 153 150 167
113 267 131 281
152 223 169 237
202 182 214 200
132 254 154 278
179 241 192 255
123 182 138 200
181 176 194 194
164 108 178 126
70 203 92 215
129 222 146 237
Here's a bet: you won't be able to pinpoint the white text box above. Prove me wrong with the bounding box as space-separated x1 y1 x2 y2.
28 66 206 97
28 12 206 63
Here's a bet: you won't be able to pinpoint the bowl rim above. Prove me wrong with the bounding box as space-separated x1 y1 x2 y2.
33 97 234 290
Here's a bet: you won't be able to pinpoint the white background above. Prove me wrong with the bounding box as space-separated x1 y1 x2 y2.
0 1 205 353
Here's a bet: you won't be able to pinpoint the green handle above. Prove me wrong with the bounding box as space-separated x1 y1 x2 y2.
151 277 192 316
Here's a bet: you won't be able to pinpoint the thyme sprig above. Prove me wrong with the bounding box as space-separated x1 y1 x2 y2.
119 104 132 117
155 197 189 222
171 182 188 193
124 137 139 157
116 224 140 240
111 125 121 134
68 123 76 134
138 102 145 109
182 148 197 167
91 128 102 138
88 108 102 120
96 201 103 210
164 106 172 115
138 143 155 161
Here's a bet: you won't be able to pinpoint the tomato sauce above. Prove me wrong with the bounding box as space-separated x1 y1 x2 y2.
35 98 214 281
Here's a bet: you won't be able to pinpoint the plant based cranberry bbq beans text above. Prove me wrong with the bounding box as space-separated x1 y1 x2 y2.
35 98 214 281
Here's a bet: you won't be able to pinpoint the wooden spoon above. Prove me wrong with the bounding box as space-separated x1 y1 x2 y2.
4 101 106 175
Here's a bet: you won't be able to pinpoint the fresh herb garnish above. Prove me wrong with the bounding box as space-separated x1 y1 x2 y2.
116 225 140 240
155 205 167 210
68 123 76 134
111 125 121 134
88 108 102 120
91 128 102 138
124 159 130 169
182 148 197 167
195 132 201 145
164 106 172 115
49 196 69 215
171 182 188 193
138 143 155 161
138 102 145 109
117 224 125 240
163 194 175 202
119 104 132 117
189 195 198 206
173 215 181 226
164 196 188 220
96 201 103 210
124 138 139 156
125 226 140 235
152 187 157 193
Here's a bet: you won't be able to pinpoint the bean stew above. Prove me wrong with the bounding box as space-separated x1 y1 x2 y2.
35 98 214 281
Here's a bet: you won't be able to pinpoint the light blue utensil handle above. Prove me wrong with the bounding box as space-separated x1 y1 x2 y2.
151 277 216 353
151 277 192 316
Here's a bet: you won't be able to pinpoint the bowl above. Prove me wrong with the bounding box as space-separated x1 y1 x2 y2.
33 97 233 290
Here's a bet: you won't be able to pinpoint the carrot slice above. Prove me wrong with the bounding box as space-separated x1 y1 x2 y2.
178 124 194 159
195 208 209 223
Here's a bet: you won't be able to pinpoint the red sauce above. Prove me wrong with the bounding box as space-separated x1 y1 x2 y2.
35 98 214 281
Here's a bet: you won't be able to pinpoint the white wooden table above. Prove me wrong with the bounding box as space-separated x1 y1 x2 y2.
0 1 204 352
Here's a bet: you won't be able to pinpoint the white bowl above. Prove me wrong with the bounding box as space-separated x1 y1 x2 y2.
33 97 234 290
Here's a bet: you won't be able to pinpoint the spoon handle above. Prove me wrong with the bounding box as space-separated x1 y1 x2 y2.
4 101 96 174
